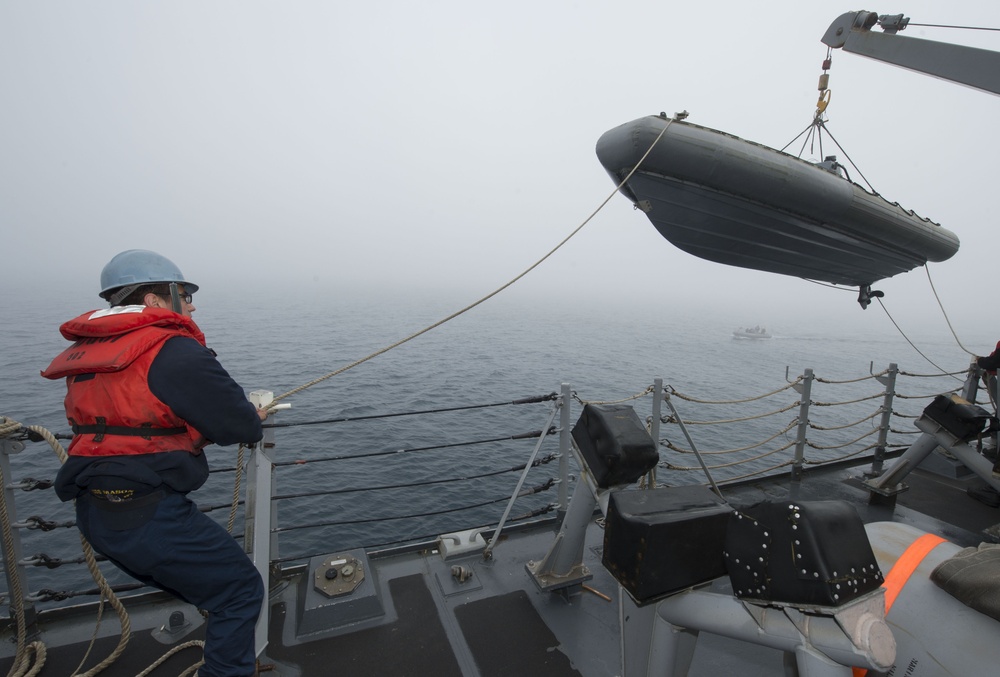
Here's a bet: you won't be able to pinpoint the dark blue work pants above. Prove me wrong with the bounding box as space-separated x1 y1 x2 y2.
76 492 264 677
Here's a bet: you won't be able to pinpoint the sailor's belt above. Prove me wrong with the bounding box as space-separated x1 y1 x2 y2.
86 488 165 507
84 489 168 531
71 417 186 442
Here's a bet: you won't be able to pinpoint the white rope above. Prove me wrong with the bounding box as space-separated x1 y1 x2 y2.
269 118 677 406
0 419 194 676
876 296 961 379
0 419 46 677
925 265 976 356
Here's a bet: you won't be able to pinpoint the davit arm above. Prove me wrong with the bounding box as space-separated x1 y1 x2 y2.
822 10 1000 96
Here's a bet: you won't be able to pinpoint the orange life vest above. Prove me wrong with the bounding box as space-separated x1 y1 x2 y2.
42 306 207 457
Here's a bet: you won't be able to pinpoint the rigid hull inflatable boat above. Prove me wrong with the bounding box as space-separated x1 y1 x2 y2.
595 115 960 289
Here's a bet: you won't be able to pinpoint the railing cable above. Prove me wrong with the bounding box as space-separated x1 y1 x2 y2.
262 394 556 429
272 456 557 502
274 480 555 534
209 429 555 475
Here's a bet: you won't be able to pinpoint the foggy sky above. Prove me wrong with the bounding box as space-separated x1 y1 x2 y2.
3 1 1000 341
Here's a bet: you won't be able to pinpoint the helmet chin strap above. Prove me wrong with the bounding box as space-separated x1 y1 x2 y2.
108 284 140 306
168 282 182 313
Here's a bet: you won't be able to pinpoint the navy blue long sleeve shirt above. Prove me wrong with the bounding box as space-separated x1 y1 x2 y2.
55 336 262 500
149 336 262 446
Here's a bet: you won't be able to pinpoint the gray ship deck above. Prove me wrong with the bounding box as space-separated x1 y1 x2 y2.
3 454 996 677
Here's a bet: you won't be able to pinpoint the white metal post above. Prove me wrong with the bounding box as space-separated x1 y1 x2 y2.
792 368 814 482
246 390 288 660
558 382 571 512
868 363 898 477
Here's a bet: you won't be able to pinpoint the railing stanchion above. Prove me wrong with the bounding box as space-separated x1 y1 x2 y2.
868 363 898 477
649 378 664 488
791 368 814 482
247 390 285 663
558 382 571 514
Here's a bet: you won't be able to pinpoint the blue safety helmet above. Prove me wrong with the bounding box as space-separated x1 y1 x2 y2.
99 249 199 302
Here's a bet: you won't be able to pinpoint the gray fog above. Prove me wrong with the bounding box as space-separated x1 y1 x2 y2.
3 1 1000 343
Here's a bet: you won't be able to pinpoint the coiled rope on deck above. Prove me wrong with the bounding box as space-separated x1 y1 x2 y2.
265 118 676 408
0 419 46 677
0 417 205 677
0 418 136 677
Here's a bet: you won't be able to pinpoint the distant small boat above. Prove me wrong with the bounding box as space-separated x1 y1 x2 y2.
596 115 960 291
733 326 772 339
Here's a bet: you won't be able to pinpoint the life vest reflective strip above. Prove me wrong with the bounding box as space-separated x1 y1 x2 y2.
852 533 947 677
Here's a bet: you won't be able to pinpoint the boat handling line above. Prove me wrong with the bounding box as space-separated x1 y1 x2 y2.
263 122 675 412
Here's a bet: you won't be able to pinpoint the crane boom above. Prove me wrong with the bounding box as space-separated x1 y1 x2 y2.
821 10 1000 95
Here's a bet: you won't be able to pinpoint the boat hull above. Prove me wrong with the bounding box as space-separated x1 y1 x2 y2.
596 116 960 287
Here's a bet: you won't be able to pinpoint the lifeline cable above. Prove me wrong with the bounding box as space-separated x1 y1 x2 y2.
274 481 555 533
261 394 555 428
272 456 556 501
272 504 557 564
265 117 676 407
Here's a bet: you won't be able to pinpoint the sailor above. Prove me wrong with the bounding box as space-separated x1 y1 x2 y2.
969 343 1000 507
977 341 1000 398
42 249 267 677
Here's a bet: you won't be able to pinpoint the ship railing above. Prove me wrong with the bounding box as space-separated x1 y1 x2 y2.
0 360 989 623
0 388 570 626
651 360 983 486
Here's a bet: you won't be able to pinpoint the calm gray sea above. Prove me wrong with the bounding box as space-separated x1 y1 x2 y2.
0 287 989 604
